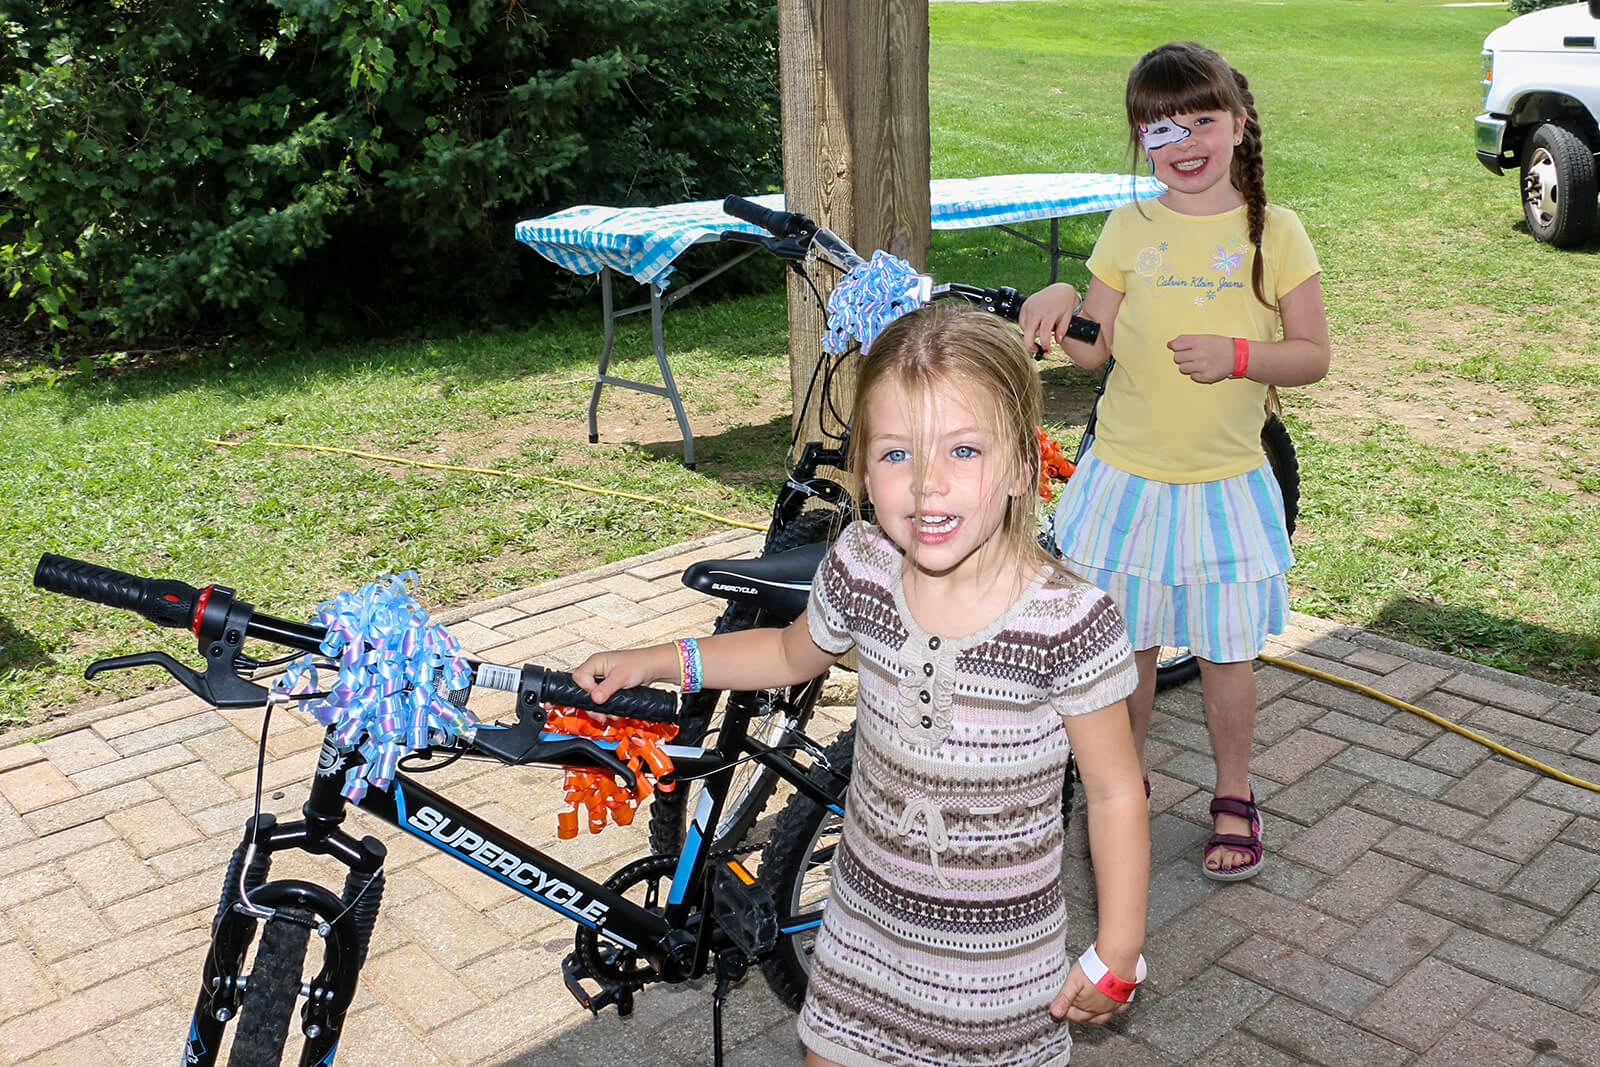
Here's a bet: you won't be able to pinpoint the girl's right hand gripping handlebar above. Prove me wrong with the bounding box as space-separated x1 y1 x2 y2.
33 553 678 723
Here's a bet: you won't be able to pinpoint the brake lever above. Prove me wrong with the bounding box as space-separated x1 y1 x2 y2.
719 228 812 263
84 651 271 708
471 717 639 782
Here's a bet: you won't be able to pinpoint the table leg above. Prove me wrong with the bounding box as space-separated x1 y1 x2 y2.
651 287 696 469
589 269 618 445
1050 217 1061 284
585 271 699 468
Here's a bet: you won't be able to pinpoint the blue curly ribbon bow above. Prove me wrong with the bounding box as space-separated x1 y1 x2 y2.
824 250 927 355
275 573 476 802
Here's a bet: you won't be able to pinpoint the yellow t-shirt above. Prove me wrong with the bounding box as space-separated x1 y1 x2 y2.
1087 199 1320 482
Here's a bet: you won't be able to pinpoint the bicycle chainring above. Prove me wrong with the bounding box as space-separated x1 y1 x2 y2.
573 854 684 986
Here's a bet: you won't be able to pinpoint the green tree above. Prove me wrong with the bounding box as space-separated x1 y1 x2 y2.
0 0 779 342
1508 0 1576 15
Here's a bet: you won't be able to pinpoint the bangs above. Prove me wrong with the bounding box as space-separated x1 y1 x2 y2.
1127 45 1240 124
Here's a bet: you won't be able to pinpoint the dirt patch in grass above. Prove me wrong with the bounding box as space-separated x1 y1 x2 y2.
457 303 1594 505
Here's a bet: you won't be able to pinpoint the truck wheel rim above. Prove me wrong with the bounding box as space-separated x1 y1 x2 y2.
1524 149 1560 223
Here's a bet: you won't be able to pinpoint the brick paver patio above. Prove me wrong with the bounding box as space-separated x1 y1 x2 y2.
3 529 1599 1065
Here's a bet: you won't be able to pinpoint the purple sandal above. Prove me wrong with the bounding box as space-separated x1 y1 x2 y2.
1204 792 1263 882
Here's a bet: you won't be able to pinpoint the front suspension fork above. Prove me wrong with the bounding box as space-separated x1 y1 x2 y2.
183 812 386 1066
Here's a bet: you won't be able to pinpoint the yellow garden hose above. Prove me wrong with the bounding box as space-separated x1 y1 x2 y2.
203 439 768 532
1258 653 1600 793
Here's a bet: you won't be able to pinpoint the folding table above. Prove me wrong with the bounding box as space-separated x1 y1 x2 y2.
514 172 1162 466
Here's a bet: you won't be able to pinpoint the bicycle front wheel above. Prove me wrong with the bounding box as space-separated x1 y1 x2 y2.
226 906 313 1067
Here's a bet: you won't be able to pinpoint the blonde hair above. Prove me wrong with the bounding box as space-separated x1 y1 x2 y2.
1126 41 1275 312
845 305 1055 576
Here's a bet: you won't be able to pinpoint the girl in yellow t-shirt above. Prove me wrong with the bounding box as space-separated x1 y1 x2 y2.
1020 41 1330 881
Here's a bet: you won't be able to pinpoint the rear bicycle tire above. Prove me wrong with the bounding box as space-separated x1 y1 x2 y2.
1151 414 1299 691
647 509 843 855
227 906 312 1067
758 728 855 1010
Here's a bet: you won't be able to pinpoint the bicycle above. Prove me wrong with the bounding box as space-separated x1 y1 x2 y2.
646 195 1300 856
32 554 853 1066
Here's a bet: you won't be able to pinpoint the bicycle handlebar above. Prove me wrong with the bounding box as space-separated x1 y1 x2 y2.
722 194 866 273
720 196 1048 332
34 554 678 722
721 194 810 239
36 553 204 631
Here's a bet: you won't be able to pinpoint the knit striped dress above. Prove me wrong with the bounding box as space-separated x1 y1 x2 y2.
801 522 1138 1067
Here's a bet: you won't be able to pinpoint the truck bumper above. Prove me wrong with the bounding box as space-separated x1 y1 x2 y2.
1476 114 1511 175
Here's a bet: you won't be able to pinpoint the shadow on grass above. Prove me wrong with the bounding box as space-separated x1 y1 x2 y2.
0 613 54 726
0 613 51 673
27 277 790 426
1509 217 1600 254
617 355 1111 507
1369 595 1600 696
631 412 808 489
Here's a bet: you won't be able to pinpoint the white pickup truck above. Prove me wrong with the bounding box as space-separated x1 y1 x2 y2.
1475 0 1600 246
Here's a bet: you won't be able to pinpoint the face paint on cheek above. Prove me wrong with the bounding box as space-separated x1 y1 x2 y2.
1138 116 1190 152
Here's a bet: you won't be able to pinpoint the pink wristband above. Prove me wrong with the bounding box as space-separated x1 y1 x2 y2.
1232 337 1250 379
1078 943 1147 1003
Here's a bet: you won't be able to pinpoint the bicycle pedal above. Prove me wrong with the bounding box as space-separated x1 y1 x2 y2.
711 859 777 958
560 951 635 1017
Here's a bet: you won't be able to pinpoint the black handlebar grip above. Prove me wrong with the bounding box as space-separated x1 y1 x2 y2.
1065 314 1102 346
34 554 200 630
723 195 811 238
530 666 679 723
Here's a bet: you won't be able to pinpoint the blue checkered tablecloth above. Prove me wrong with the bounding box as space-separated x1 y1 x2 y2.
513 172 1162 290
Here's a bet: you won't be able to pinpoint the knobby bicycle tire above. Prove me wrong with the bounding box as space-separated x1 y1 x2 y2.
1151 414 1300 691
227 906 312 1067
647 509 844 856
758 728 855 1010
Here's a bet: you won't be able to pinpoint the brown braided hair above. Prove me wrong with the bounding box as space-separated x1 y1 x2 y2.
1125 42 1275 311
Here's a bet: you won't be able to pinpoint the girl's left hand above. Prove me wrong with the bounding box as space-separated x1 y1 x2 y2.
1168 333 1236 384
1049 961 1132 1025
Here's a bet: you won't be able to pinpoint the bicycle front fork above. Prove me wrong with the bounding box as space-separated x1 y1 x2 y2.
184 811 386 1066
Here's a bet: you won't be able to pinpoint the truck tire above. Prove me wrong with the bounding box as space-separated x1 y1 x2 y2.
1520 121 1598 247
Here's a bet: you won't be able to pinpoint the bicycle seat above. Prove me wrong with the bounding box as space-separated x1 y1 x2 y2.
682 542 828 624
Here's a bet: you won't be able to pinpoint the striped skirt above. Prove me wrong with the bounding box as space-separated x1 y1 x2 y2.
1053 448 1294 663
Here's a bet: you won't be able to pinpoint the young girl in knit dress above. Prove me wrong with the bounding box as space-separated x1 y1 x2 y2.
1021 42 1331 881
575 306 1150 1066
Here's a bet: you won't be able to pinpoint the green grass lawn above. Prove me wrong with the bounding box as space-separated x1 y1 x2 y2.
4 0 1598 726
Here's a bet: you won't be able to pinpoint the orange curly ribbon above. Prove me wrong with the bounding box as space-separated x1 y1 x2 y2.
545 707 679 838
1037 426 1076 501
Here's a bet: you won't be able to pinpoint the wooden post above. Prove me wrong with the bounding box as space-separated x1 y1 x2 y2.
777 0 930 450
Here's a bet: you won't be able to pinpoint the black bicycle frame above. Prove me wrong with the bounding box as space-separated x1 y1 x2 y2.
185 681 846 1066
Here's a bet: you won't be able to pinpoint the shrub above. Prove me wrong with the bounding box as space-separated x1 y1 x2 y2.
0 0 780 343
1508 0 1574 15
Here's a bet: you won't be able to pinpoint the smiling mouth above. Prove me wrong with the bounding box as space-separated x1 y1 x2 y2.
915 513 959 533
1171 157 1208 173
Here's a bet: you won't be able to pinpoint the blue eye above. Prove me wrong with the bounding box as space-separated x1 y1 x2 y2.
882 448 908 463
953 445 979 459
